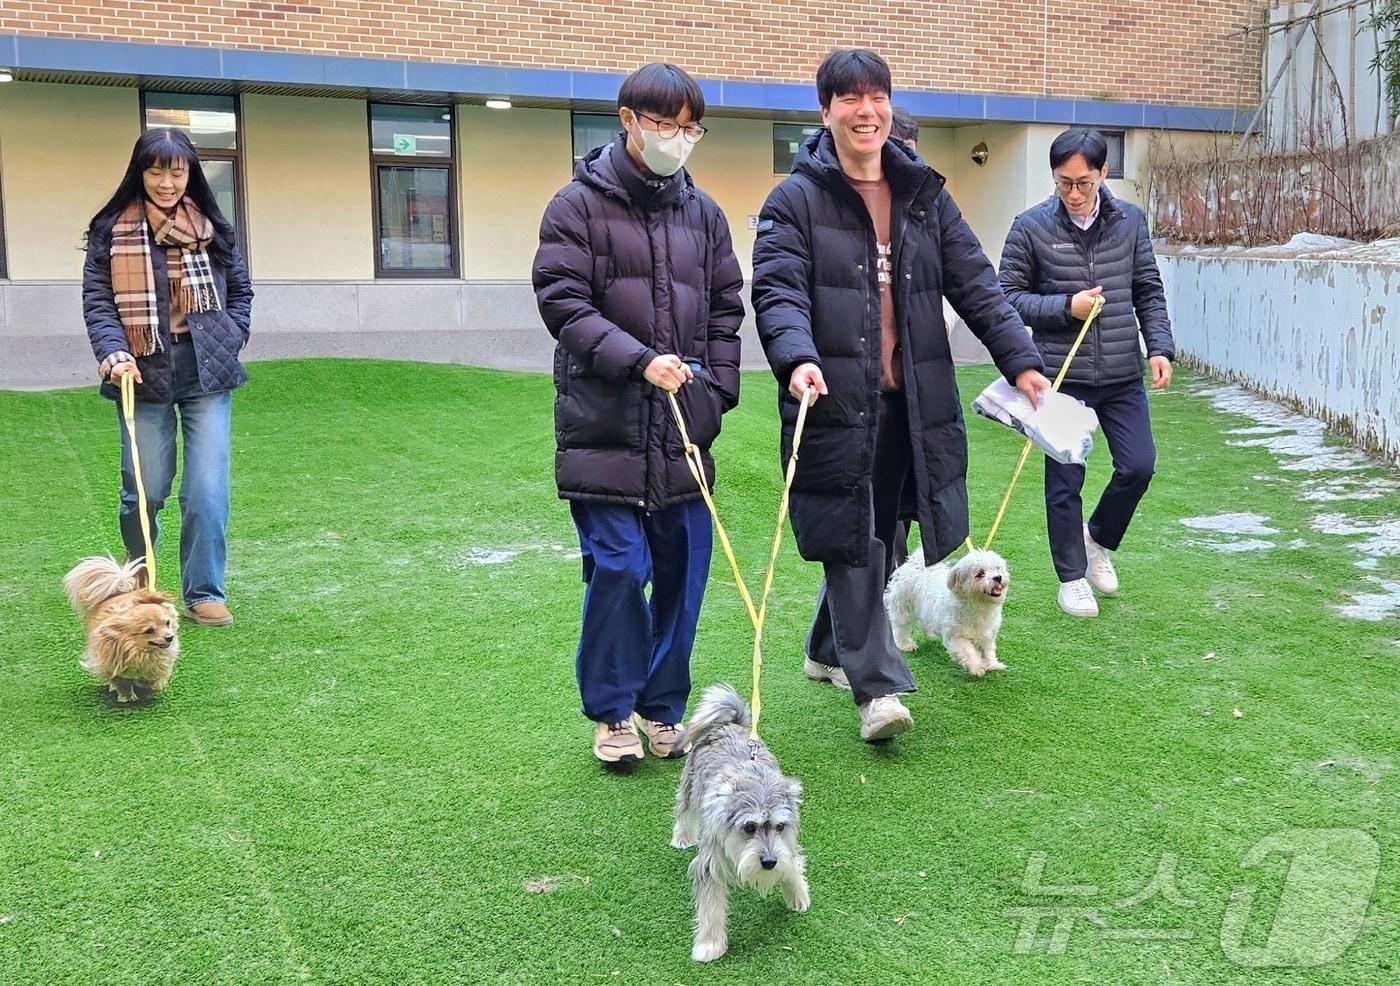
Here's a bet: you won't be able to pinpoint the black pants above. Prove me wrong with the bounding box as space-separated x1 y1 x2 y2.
1045 378 1156 582
805 394 918 705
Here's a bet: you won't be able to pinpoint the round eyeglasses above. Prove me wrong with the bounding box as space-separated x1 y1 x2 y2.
632 110 708 144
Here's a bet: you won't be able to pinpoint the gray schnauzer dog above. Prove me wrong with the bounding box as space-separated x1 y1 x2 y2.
671 683 809 962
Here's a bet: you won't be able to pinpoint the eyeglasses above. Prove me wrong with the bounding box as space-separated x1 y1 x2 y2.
1054 177 1099 195
631 110 708 143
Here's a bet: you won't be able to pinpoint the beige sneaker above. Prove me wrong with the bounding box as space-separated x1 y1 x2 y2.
593 720 644 763
635 716 687 759
1083 526 1119 596
803 657 852 691
185 601 233 626
858 694 913 742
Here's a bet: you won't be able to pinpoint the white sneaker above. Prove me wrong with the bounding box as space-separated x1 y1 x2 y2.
1058 578 1099 618
1083 526 1119 596
858 695 913 742
803 657 852 691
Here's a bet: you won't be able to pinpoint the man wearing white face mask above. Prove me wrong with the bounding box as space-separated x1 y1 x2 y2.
533 63 745 766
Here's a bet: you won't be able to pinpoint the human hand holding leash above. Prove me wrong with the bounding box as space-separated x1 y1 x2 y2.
788 363 827 402
109 361 143 384
1070 286 1103 319
645 353 694 393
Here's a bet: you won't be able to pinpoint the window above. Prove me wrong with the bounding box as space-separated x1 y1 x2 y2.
1102 130 1126 179
572 113 620 162
773 123 823 175
369 104 457 277
142 92 246 257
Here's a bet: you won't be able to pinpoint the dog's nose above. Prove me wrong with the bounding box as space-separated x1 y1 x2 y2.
992 575 1004 584
760 855 778 870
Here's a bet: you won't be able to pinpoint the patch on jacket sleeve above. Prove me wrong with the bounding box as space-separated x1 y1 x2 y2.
757 219 774 232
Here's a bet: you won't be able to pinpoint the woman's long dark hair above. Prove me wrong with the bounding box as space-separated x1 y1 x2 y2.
85 128 237 266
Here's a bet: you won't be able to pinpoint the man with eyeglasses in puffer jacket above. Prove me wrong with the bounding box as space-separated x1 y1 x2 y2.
998 127 1176 620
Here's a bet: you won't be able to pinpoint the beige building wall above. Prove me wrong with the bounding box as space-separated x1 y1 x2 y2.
938 123 1032 266
457 105 573 281
685 115 777 278
242 93 374 279
0 86 1208 288
0 82 138 279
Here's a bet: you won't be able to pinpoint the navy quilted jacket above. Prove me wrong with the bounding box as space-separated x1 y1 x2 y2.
753 129 1043 567
84 218 254 404
533 136 744 511
998 187 1173 388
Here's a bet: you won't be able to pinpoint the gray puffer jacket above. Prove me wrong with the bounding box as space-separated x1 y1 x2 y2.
998 187 1173 388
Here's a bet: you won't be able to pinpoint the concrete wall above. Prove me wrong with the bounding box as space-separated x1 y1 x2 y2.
1160 248 1400 464
687 115 781 279
0 82 137 279
242 94 374 279
457 105 572 281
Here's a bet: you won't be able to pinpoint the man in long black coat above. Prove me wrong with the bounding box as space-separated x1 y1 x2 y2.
752 49 1048 743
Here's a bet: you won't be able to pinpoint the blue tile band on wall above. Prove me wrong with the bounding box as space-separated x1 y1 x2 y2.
3 34 1252 132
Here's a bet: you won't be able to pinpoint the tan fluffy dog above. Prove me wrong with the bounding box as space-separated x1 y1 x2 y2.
63 556 180 703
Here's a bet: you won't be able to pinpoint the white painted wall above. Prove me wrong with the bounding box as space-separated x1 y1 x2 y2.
1160 248 1400 464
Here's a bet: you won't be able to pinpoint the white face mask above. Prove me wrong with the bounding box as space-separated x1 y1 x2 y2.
625 111 694 177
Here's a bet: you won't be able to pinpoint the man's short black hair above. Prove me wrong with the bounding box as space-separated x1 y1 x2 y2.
815 48 892 109
617 62 706 120
1049 128 1108 171
891 107 919 145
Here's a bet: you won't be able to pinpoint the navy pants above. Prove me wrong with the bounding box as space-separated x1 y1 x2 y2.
1045 378 1156 582
569 499 712 725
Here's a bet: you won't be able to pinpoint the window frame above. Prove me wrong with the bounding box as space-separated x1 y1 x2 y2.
139 90 250 263
772 122 824 175
1101 129 1127 180
367 102 460 280
571 111 621 163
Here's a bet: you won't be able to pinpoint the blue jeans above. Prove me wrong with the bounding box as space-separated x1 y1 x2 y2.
570 499 713 726
116 338 233 606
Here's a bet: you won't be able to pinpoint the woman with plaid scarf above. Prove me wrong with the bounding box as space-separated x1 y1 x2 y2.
83 128 254 627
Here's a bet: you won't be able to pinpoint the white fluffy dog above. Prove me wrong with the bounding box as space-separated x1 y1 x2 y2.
883 548 1009 677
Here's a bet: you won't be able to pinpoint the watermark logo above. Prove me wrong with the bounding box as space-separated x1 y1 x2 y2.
1004 828 1379 967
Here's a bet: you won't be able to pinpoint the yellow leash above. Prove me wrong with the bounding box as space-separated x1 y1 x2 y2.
980 297 1103 551
118 373 157 588
668 386 813 740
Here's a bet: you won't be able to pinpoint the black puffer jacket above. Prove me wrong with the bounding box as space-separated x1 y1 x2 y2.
998 187 1173 387
533 136 744 510
753 130 1043 566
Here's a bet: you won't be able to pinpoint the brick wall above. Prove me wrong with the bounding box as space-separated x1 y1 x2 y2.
1 1 1266 107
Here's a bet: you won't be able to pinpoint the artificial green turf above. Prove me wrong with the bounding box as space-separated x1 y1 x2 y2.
1 359 1396 985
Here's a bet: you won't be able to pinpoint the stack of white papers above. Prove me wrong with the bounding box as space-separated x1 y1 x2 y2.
972 377 1100 465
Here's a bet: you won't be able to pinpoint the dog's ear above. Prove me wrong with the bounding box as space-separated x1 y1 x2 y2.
946 561 972 594
134 589 176 605
786 777 803 805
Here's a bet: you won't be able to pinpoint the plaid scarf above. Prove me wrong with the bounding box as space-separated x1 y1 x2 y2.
109 199 222 357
